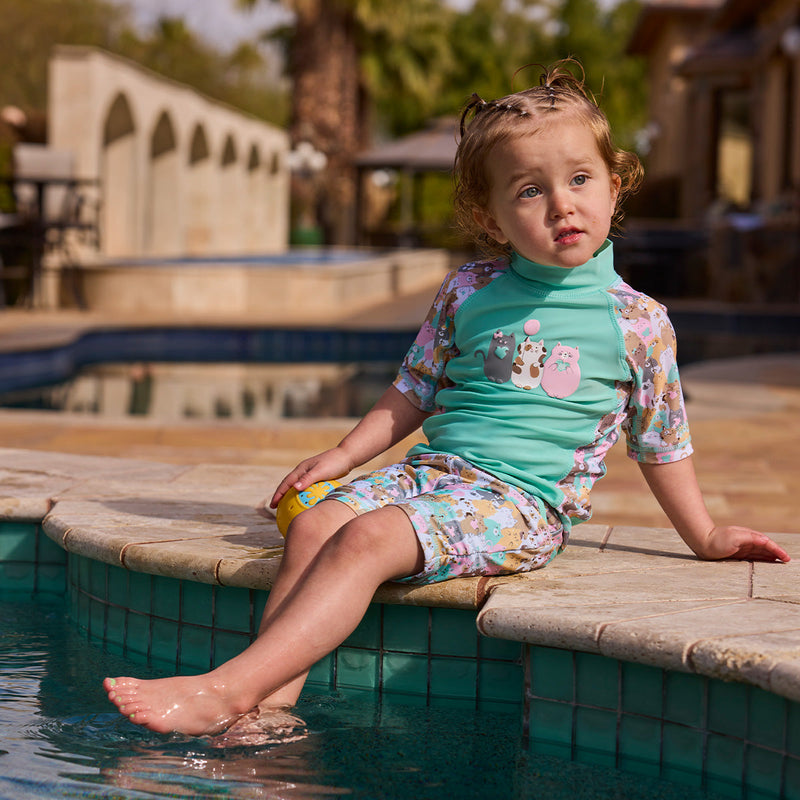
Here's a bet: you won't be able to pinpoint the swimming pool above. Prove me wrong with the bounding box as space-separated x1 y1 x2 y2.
2 520 799 799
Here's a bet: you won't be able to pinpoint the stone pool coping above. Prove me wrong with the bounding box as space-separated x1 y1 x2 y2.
3 445 799 703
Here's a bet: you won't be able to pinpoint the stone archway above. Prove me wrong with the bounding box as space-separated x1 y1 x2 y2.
186 124 213 254
101 92 138 256
146 110 181 255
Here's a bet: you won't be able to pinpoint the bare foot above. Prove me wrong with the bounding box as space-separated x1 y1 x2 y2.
103 674 250 736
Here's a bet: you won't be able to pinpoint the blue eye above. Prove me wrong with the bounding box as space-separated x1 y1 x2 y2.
572 174 588 186
520 186 541 199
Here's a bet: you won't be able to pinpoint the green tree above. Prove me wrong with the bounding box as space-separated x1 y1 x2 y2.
239 0 456 243
553 0 646 149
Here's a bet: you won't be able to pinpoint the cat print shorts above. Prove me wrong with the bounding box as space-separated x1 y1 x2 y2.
325 452 565 584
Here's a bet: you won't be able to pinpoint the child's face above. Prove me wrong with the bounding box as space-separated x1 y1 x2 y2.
473 117 621 269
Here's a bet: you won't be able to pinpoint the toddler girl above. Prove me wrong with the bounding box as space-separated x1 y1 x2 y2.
104 61 788 737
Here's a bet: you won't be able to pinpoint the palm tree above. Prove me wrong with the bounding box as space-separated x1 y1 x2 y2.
237 0 454 244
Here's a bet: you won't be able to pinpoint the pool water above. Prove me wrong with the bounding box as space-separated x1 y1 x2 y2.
0 595 733 800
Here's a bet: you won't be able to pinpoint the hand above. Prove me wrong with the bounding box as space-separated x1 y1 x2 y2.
693 525 790 563
267 447 354 509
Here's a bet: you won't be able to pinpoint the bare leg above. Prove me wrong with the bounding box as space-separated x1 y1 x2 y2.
243 500 357 710
104 505 423 736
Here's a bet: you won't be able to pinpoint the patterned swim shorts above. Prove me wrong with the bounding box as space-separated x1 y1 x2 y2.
325 452 564 584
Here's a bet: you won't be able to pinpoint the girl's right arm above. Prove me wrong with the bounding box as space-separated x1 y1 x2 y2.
268 385 430 508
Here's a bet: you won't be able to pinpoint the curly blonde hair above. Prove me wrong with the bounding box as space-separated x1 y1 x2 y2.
454 60 643 259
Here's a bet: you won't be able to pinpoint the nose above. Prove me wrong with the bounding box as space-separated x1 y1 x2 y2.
549 188 574 219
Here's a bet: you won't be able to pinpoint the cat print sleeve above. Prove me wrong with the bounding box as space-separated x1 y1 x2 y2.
616 287 693 464
393 261 506 412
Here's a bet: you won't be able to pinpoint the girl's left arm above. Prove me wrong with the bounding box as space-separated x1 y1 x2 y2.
638 457 790 562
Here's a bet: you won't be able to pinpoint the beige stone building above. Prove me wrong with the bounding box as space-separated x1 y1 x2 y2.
48 46 290 259
628 0 800 301
629 0 800 221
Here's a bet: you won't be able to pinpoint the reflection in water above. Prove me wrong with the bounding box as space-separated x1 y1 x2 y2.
3 598 732 799
1 362 397 421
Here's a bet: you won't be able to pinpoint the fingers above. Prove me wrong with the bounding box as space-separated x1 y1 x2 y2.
746 533 790 563
269 455 332 508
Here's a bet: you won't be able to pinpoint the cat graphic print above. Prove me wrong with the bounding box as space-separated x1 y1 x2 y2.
475 321 580 399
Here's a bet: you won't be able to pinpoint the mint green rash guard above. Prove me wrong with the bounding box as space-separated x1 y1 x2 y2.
393 240 693 536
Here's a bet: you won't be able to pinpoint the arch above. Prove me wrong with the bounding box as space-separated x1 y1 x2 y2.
101 92 138 256
221 134 237 167
247 144 261 171
146 110 181 254
217 133 241 250
189 124 210 165
186 124 213 253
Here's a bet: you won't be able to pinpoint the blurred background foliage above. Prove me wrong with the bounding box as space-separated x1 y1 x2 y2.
0 0 645 145
0 0 646 246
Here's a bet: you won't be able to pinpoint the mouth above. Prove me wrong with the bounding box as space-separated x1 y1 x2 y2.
555 228 583 245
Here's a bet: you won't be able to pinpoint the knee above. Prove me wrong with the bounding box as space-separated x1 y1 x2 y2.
282 500 351 559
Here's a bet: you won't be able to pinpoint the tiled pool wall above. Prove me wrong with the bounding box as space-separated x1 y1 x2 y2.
3 520 800 800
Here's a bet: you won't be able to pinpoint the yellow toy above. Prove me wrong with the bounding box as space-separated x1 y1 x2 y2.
275 479 342 536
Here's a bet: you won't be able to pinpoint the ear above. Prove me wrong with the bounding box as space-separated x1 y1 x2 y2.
610 173 622 205
472 206 508 245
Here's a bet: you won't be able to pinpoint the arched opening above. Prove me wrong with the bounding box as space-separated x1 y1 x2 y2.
101 93 138 256
218 133 241 251
186 124 213 253
146 110 181 255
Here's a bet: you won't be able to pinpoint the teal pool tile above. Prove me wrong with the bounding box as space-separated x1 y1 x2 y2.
89 597 106 639
382 652 428 696
430 656 477 700
75 591 90 632
88 558 107 598
337 648 380 691
478 660 523 704
744 745 784 799
575 652 618 710
151 618 180 665
344 603 381 650
479 635 522 663
708 679 748 738
181 581 213 628
0 561 35 591
664 671 705 728
618 715 661 776
748 687 787 752
621 661 663 719
126 570 152 615
77 555 90 592
528 645 574 702
68 554 79 585
784 755 800 800
179 624 214 671
574 707 617 767
0 522 37 561
428 695 476 710
106 567 128 607
430 607 478 658
382 604 429 654
306 652 335 689
661 722 704 787
37 562 66 595
213 586 252 634
704 734 744 799
152 576 181 621
124 611 151 659
790 703 800 758
529 698 573 755
37 531 66 565
212 629 250 667
106 605 127 649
